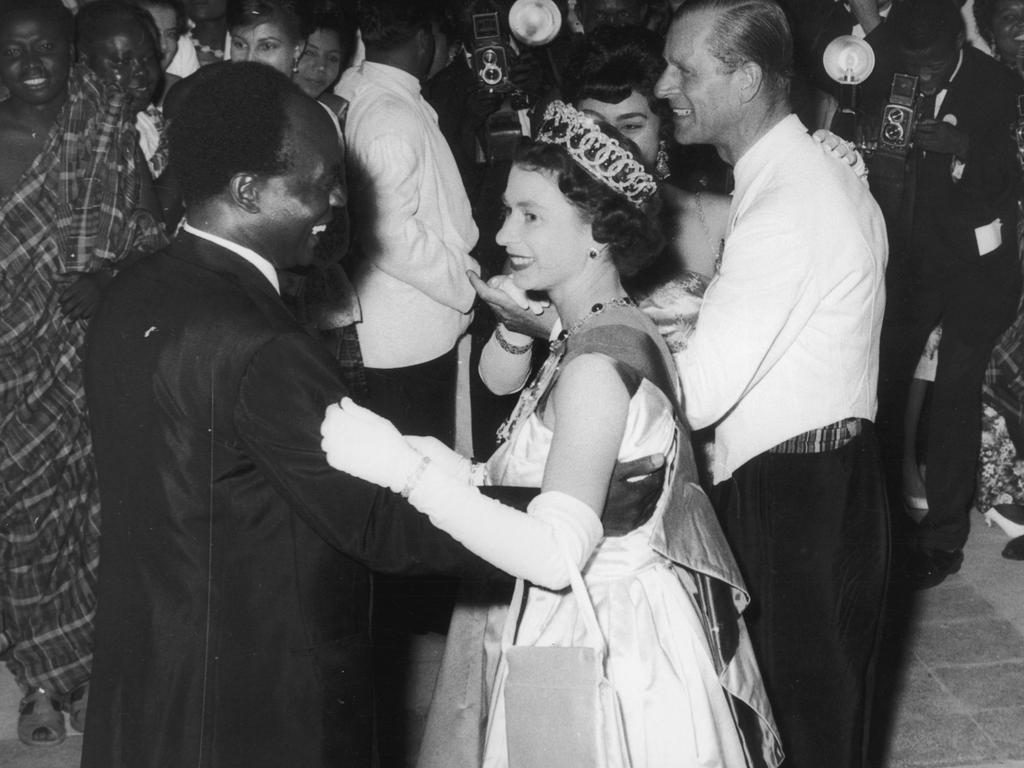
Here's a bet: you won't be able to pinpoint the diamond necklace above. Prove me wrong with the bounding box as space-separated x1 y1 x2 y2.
551 296 636 350
496 296 637 443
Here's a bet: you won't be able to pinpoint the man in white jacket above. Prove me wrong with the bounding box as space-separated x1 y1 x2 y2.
655 2 889 767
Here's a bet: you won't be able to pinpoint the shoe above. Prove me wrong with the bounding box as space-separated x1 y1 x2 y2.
906 548 964 590
68 683 88 734
17 688 65 747
984 504 1024 539
1003 535 1024 560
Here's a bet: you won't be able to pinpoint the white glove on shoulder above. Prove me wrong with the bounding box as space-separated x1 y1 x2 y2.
321 398 423 494
408 462 602 590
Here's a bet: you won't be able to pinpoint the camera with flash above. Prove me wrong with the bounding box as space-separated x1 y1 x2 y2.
877 73 921 156
471 11 514 93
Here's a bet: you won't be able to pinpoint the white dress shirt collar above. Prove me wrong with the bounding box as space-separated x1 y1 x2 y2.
182 221 280 295
933 49 964 116
358 61 422 97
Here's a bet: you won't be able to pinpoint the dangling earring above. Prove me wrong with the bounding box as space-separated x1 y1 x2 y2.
655 140 671 181
588 248 599 259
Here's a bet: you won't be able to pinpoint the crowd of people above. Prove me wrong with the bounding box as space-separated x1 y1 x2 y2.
1 0 1023 766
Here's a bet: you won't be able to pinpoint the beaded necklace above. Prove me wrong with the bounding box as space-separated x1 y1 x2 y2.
496 297 636 443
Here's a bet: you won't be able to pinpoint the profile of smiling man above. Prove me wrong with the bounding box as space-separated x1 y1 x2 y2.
655 2 890 767
82 62 506 768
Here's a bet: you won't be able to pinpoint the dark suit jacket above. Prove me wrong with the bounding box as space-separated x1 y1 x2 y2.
909 47 1023 271
81 233 500 768
894 48 1024 341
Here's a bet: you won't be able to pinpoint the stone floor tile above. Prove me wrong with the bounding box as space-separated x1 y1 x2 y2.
911 618 1024 667
976 706 1024 760
933 662 1024 711
889 661 973 718
886 712 997 767
914 583 997 625
0 735 82 768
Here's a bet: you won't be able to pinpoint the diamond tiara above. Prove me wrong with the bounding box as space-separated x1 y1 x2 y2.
535 101 659 209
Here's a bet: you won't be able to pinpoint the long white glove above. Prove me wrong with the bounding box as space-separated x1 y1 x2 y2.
404 434 476 484
409 470 602 591
321 399 602 590
321 398 424 494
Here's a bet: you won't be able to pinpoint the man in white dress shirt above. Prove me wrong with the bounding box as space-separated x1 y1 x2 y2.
655 2 889 767
335 2 481 757
337 0 479 448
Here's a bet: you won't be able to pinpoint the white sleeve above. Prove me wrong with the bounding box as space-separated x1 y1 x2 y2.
166 36 200 79
676 207 809 429
408 463 602 591
354 134 479 312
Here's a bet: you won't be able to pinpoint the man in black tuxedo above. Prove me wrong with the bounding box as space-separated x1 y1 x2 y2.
879 0 1024 588
81 62 513 768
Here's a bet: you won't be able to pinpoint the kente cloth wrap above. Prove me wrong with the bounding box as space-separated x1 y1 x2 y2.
0 64 166 693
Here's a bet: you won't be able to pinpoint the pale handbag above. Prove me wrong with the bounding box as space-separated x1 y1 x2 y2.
501 547 632 768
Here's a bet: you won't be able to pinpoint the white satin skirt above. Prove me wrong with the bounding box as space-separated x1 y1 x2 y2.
482 523 750 768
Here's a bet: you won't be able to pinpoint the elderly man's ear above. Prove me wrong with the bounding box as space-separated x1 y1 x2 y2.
735 61 764 105
230 173 261 214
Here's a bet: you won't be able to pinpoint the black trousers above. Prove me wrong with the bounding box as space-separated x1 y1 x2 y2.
709 427 890 768
878 251 1020 551
363 345 458 448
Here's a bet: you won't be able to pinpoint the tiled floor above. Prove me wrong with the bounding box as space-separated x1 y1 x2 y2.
0 515 1021 767
876 515 1024 768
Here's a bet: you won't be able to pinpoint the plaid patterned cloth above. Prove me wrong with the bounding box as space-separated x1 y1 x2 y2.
768 417 864 454
985 313 1024 431
0 65 165 694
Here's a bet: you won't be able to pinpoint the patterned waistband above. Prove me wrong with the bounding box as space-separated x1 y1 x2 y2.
769 417 865 454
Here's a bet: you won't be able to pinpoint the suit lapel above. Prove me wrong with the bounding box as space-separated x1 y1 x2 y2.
170 232 284 307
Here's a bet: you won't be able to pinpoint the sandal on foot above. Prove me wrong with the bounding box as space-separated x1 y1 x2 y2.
68 683 88 733
18 688 65 747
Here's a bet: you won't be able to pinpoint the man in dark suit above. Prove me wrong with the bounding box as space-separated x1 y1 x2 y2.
80 62 510 768
879 0 1024 588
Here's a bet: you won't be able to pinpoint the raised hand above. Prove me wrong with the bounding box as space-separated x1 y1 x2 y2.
469 270 554 339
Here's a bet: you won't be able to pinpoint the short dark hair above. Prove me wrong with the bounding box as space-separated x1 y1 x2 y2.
132 0 189 37
356 0 434 51
676 0 793 101
889 0 964 52
76 0 159 54
168 61 297 205
310 7 358 66
0 0 73 40
565 26 670 132
514 137 664 278
226 0 311 43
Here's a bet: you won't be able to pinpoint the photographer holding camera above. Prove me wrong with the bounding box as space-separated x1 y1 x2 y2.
877 0 1024 588
425 0 561 454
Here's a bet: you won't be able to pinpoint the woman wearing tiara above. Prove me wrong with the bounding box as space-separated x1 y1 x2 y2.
320 102 781 767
